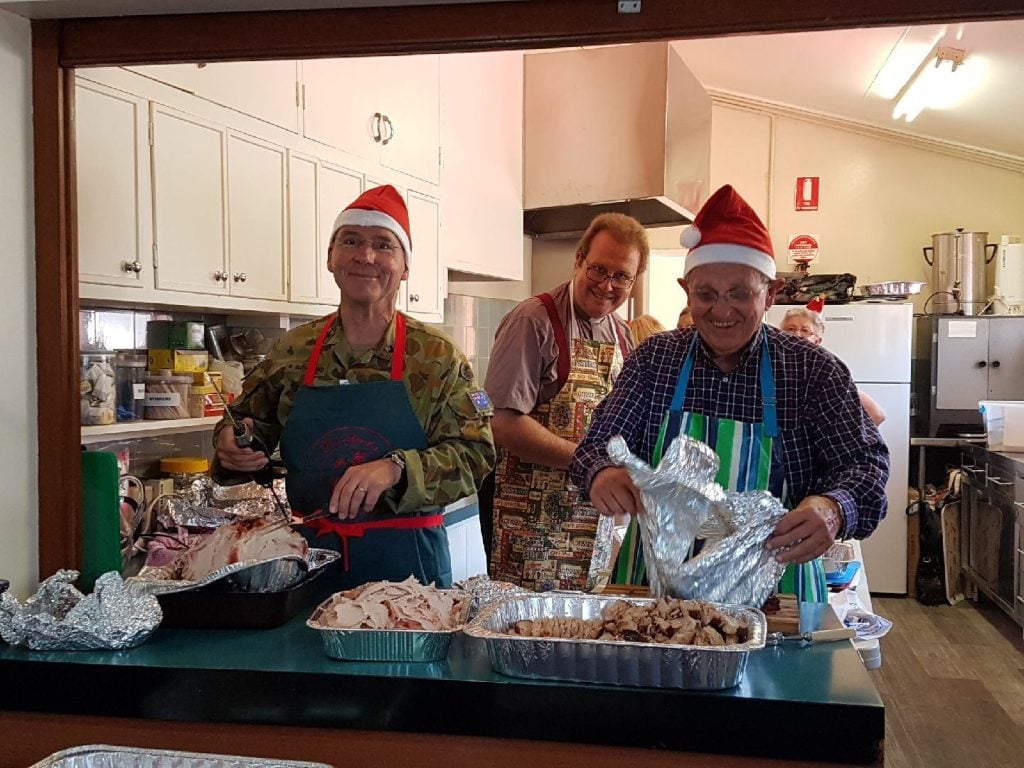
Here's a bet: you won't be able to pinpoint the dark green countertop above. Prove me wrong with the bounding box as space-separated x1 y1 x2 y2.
0 610 883 763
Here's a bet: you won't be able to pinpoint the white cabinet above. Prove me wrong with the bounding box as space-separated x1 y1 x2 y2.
226 132 288 301
439 52 524 280
301 56 441 186
151 105 229 295
311 160 364 304
75 81 153 289
406 191 442 320
446 511 487 583
127 62 299 132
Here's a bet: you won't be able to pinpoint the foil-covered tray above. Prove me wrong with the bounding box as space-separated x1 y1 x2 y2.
30 744 333 768
307 590 471 662
127 548 339 596
464 593 766 690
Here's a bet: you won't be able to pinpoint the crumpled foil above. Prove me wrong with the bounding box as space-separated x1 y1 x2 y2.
455 574 532 621
608 434 788 607
154 481 284 530
0 570 161 651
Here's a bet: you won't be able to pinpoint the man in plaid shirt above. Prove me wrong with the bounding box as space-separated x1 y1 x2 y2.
570 186 889 578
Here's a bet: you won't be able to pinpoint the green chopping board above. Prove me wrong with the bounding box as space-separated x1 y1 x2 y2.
80 450 122 592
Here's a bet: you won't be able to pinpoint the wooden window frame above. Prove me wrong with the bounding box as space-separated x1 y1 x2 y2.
32 0 1024 577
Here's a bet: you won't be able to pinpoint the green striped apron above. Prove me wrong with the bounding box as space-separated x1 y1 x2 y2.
613 329 828 603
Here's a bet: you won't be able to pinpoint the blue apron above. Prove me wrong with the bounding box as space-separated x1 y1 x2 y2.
279 313 451 591
614 328 827 602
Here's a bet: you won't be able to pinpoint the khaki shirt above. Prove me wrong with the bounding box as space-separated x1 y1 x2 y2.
223 312 495 514
485 281 632 414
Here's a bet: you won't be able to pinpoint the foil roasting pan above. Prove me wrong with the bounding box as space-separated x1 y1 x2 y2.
307 589 471 662
30 744 334 768
464 593 766 690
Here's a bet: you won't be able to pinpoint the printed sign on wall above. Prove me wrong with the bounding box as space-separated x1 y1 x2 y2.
795 177 819 211
788 234 820 265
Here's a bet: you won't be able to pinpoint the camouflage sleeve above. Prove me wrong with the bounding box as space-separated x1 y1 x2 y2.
386 335 496 514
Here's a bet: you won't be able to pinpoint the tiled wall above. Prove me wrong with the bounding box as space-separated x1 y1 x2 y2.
436 293 519 383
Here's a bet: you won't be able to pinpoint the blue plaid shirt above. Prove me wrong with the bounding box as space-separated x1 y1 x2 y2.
570 325 890 539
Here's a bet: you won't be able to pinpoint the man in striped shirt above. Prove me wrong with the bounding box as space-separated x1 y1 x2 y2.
570 185 889 581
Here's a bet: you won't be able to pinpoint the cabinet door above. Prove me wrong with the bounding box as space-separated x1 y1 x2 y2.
317 162 364 305
226 132 287 301
288 153 320 304
439 52 524 280
151 105 228 295
76 81 152 288
379 55 441 186
197 61 299 132
987 318 1024 401
301 58 380 163
405 191 442 321
935 317 990 410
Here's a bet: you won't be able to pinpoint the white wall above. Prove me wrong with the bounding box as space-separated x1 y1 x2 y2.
0 8 38 598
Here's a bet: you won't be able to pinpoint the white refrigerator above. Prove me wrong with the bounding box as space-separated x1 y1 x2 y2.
765 302 912 594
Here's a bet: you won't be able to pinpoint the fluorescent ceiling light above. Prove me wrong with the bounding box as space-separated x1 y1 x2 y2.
891 45 965 122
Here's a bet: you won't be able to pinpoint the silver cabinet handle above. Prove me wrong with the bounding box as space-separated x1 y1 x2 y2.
233 272 247 283
382 114 394 145
213 270 229 282
988 476 1013 486
409 293 420 302
372 112 383 143
121 260 142 274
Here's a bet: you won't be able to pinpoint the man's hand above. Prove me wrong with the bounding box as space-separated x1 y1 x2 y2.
589 467 644 518
214 417 269 472
329 458 403 520
765 495 840 565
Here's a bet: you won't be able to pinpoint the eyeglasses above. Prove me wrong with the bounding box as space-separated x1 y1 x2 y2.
333 234 402 257
689 284 769 307
583 262 636 289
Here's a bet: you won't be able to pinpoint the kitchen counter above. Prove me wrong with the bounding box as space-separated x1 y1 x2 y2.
0 608 884 767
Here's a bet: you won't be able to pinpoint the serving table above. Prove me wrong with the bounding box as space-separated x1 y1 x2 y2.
0 602 883 768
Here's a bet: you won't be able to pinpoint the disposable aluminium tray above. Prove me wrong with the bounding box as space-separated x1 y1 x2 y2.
30 744 334 768
463 593 767 690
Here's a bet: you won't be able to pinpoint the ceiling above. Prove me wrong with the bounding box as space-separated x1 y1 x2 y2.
671 20 1024 159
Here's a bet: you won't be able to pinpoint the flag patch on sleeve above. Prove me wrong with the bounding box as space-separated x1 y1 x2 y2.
468 389 493 415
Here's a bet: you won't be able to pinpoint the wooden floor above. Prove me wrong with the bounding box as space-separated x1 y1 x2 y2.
871 595 1024 767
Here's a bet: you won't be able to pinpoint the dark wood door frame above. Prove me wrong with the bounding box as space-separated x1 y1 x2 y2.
33 0 1024 578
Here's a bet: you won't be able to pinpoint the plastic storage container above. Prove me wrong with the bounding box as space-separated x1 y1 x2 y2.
144 370 192 420
160 456 211 494
114 351 147 421
80 352 117 425
979 400 1024 451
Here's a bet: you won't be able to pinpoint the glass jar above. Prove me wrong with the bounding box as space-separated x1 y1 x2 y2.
80 352 116 425
144 370 192 420
159 456 211 495
115 351 148 422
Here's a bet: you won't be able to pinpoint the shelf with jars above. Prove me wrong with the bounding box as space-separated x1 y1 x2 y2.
80 416 222 445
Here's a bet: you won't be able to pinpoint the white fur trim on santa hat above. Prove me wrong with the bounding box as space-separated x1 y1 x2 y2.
680 225 702 249
683 243 776 279
331 208 413 263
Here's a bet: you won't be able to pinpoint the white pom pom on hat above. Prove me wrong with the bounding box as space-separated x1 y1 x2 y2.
680 225 702 249
680 185 776 279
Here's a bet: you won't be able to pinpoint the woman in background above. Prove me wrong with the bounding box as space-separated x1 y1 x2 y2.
628 314 667 345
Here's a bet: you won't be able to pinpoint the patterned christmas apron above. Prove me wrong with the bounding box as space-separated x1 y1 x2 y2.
279 313 450 591
490 290 630 592
614 328 828 602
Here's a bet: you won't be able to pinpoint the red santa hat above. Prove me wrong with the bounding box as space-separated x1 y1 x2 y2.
331 184 412 262
680 184 775 279
805 295 826 313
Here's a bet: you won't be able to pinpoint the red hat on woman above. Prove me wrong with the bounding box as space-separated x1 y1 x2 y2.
331 184 413 262
680 185 775 279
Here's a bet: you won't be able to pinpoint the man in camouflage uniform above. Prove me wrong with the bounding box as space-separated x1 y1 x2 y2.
216 185 495 590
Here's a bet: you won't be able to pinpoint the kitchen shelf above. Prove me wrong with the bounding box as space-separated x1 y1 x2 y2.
80 416 221 445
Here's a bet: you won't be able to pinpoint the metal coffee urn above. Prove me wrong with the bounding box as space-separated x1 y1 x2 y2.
922 228 997 315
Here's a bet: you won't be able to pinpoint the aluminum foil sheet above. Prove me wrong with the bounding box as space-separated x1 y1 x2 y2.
0 571 160 651
608 435 788 608
30 744 334 768
464 593 766 690
126 548 339 596
307 590 471 662
454 574 532 621
152 490 280 531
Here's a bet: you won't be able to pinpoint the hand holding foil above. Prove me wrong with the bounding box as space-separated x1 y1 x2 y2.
608 435 787 607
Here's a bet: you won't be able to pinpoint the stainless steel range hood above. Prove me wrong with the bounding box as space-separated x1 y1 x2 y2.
523 42 708 239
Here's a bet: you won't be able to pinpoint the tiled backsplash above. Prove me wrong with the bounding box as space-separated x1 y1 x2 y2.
435 293 518 383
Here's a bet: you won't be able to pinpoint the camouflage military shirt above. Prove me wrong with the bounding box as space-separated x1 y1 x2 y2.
221 312 495 514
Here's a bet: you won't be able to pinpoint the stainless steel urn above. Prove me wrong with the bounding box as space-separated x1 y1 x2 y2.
922 229 998 315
